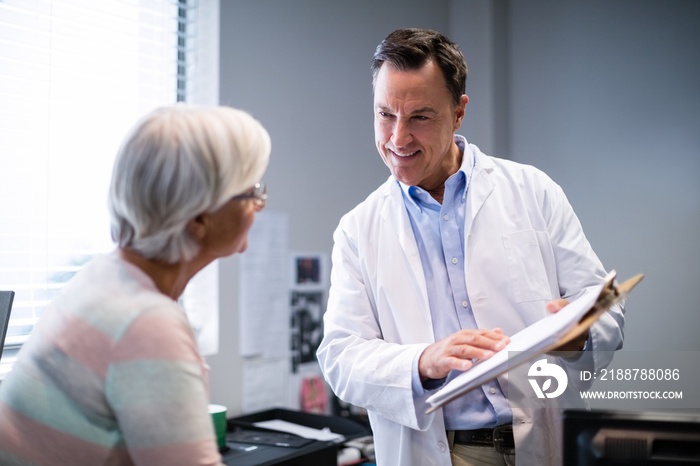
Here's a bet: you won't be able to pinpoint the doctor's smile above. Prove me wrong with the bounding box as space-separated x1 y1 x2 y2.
388 148 420 158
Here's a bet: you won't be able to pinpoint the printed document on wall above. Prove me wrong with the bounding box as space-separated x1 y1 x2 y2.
239 211 290 357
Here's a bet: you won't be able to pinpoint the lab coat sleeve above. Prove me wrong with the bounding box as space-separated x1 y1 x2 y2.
316 216 436 431
541 177 624 377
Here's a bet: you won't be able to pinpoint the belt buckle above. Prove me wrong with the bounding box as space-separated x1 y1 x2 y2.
492 425 514 454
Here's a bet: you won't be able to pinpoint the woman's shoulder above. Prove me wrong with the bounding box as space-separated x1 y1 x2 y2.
52 253 185 340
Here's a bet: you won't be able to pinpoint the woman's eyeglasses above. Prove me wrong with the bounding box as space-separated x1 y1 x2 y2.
232 182 267 209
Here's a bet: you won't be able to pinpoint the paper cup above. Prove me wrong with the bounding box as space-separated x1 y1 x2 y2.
208 404 228 450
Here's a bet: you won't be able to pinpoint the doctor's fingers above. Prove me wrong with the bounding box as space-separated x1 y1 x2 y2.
418 330 510 379
438 331 509 370
452 328 510 351
438 345 499 374
546 298 570 313
419 345 473 379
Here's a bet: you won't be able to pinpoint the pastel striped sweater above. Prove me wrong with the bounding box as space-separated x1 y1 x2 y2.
0 252 224 465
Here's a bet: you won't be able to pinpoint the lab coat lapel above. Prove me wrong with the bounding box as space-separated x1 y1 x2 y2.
464 152 495 239
380 180 430 319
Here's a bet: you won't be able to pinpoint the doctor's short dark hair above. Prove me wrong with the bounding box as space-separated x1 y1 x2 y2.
371 28 468 108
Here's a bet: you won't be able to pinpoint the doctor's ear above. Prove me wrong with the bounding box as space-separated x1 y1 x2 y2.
454 94 469 128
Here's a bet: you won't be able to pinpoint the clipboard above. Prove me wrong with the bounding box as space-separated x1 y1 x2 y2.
425 270 644 413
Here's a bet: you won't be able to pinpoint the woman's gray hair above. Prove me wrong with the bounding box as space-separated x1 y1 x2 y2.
108 104 271 263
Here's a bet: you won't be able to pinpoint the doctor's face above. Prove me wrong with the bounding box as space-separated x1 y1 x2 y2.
373 60 467 191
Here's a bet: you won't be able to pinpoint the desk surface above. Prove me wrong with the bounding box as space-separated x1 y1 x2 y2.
221 437 337 466
222 408 371 466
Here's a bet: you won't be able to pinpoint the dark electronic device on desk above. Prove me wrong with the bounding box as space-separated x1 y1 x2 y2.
221 408 371 466
0 290 15 360
563 409 700 465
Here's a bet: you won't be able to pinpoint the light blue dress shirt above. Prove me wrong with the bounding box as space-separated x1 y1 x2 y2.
402 135 512 430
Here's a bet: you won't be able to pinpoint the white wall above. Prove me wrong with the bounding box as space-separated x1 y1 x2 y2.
208 0 700 413
449 0 510 157
506 0 700 351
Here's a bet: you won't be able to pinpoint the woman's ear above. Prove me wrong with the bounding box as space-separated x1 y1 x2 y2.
186 214 208 242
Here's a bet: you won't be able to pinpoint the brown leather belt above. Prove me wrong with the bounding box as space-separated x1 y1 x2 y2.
448 425 515 453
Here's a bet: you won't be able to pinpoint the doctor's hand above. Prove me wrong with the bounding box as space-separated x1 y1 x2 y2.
547 298 589 352
418 328 510 382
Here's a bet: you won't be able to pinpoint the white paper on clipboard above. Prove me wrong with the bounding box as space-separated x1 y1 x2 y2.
425 270 643 413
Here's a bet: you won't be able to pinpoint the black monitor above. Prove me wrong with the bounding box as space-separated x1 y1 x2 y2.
563 409 700 465
0 290 14 360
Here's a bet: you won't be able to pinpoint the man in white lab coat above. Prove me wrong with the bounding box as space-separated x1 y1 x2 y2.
316 28 623 466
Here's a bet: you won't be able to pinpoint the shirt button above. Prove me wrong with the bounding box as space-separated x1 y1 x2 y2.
443 214 449 221
489 387 497 395
437 441 447 453
461 300 469 308
451 257 458 264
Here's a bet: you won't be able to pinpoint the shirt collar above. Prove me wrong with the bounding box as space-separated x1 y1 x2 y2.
398 134 474 209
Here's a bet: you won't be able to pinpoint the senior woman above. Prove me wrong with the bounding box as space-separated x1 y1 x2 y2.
0 105 271 466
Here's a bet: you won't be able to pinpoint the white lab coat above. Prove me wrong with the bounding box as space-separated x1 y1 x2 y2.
317 143 624 466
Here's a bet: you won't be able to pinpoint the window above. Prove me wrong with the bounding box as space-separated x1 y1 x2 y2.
0 0 220 375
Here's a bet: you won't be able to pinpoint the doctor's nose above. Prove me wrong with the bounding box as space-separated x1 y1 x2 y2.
390 121 413 148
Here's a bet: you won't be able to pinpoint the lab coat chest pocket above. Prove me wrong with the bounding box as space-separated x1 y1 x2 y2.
502 230 553 303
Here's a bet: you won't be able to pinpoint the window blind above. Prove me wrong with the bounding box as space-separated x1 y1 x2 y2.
0 0 220 374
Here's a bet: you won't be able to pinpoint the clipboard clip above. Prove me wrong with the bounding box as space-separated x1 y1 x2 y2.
582 270 644 321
